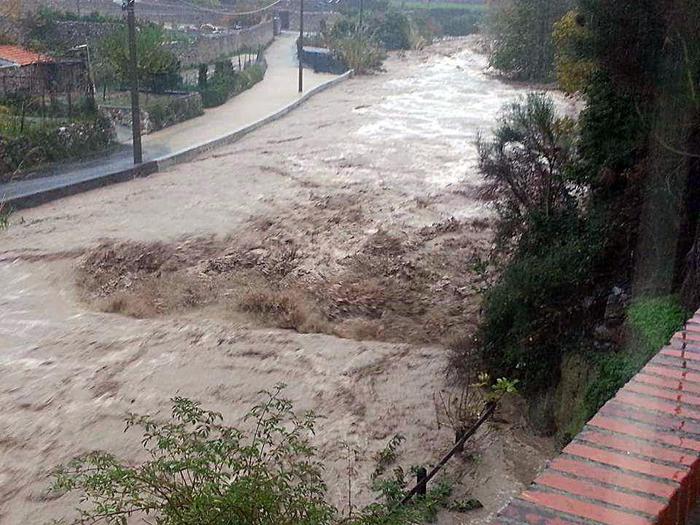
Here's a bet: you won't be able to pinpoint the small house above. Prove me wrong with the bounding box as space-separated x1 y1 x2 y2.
0 44 89 99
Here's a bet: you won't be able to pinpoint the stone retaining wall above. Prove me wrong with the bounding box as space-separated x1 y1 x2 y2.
170 21 274 67
101 91 202 134
47 19 274 69
53 20 121 48
283 10 340 32
21 0 222 25
491 310 700 525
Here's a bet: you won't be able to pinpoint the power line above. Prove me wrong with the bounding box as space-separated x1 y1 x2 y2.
168 0 283 17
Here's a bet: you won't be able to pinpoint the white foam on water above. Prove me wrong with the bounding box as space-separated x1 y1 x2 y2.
355 48 571 188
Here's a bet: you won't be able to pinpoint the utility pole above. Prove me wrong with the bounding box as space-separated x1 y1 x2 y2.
124 0 143 164
298 0 304 92
359 0 363 29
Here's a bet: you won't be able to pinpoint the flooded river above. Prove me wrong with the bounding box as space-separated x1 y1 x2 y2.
0 38 567 524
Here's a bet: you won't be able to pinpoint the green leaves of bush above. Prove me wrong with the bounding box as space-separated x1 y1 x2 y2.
0 116 115 179
200 63 266 108
477 93 603 392
53 385 335 525
52 387 455 525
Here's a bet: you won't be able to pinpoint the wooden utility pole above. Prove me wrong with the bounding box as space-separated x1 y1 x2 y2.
298 0 304 92
124 0 143 164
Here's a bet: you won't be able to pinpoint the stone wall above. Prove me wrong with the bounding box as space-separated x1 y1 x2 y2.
0 61 89 97
20 0 223 25
44 19 273 69
53 20 121 48
0 15 21 41
100 91 202 134
285 10 340 32
171 20 274 67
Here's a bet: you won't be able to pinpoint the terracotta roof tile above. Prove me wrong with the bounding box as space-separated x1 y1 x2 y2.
0 45 53 67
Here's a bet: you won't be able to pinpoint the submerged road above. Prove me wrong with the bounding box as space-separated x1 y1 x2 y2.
0 32 336 203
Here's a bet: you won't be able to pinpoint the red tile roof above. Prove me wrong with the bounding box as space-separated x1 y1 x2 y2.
0 45 53 67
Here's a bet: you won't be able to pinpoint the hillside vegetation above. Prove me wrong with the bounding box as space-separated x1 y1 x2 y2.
475 0 700 439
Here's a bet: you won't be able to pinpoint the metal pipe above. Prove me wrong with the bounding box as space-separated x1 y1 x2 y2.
400 402 496 505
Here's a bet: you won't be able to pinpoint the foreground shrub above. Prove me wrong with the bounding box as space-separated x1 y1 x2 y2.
53 386 336 525
52 386 454 525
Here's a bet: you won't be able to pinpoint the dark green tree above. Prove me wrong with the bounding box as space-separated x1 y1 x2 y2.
487 0 574 81
99 24 181 93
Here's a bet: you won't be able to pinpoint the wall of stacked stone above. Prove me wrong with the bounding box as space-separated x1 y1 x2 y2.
286 11 340 32
44 19 273 70
171 20 274 68
0 61 89 97
100 91 202 134
53 20 121 48
20 0 221 25
0 16 21 41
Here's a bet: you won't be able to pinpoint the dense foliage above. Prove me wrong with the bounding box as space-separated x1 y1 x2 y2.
147 94 204 132
487 0 574 81
199 60 267 108
99 24 181 94
477 94 604 389
0 115 115 180
477 0 700 435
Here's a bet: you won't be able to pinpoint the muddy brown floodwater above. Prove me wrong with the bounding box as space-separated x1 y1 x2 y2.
0 37 576 524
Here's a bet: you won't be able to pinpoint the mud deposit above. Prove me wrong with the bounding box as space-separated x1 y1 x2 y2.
0 38 572 524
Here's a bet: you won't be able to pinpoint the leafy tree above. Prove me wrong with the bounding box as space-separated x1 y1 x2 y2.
477 92 580 242
99 24 181 93
487 0 574 81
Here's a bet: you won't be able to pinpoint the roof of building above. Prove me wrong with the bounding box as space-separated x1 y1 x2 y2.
0 45 53 68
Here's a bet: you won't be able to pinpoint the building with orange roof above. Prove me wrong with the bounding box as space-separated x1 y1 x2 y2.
0 45 53 69
0 44 90 101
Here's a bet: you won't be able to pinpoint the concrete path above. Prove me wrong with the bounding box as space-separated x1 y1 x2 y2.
0 33 336 203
